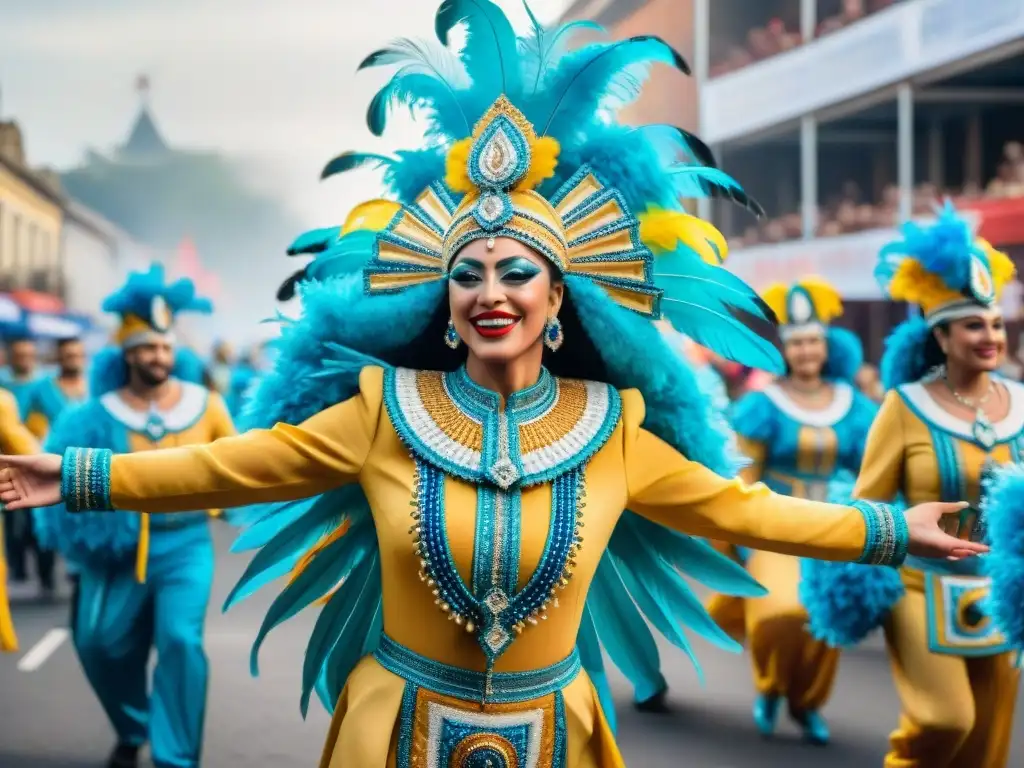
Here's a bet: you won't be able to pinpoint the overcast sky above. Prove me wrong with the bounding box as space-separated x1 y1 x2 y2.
0 0 574 230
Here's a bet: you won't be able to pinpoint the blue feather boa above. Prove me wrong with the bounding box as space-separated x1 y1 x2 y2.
982 463 1024 648
880 316 931 390
799 472 905 647
824 326 864 384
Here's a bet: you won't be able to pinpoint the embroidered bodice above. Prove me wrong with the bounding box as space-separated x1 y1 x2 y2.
731 381 876 499
386 366 620 664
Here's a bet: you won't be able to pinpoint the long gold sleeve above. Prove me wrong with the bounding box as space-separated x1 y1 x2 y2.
852 389 905 503
0 390 40 456
622 390 901 563
103 367 383 513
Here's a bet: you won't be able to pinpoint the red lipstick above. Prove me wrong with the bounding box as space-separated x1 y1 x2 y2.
469 310 521 338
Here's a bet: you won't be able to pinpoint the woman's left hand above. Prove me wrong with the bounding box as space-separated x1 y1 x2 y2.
904 501 989 560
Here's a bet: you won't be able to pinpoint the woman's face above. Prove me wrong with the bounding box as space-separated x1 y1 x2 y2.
783 332 827 378
936 313 1006 373
448 237 563 364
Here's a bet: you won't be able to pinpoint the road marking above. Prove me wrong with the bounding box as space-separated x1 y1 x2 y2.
18 628 69 672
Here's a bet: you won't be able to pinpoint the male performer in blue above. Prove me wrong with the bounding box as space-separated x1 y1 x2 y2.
35 264 236 768
26 336 88 437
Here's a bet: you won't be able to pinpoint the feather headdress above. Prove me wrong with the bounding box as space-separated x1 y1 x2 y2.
876 200 1015 327
313 0 780 372
103 263 213 349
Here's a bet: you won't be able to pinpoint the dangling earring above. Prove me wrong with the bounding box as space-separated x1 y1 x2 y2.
543 316 564 352
444 318 461 349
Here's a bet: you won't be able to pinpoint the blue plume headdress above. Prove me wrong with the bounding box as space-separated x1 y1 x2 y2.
89 262 213 396
308 0 780 373
104 262 213 349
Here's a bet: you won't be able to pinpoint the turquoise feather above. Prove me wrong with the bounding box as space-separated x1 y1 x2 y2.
587 554 665 703
577 605 617 733
320 152 394 182
223 496 345 612
655 256 775 320
626 518 764 597
610 520 742 652
661 296 784 374
229 498 316 553
634 124 717 168
249 524 376 676
301 552 381 717
518 1 604 96
668 165 764 217
531 36 687 138
435 0 522 108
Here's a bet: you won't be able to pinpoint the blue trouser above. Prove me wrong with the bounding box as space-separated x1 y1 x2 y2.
73 521 213 768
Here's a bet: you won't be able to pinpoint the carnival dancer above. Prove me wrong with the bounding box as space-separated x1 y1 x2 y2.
1 326 51 594
802 202 1020 767
30 263 235 768
0 5 984 767
25 336 89 438
705 279 877 744
0 387 41 652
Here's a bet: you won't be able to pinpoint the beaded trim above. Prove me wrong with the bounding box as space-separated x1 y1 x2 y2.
854 500 908 566
374 634 581 704
413 461 585 661
61 447 113 513
384 367 621 489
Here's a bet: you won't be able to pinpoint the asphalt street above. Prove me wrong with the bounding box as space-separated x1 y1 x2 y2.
2 524 1022 768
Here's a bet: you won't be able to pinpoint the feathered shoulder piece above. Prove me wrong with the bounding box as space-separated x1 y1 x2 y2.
876 200 1015 326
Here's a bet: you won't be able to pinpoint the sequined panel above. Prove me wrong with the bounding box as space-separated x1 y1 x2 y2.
401 685 567 768
924 573 1013 657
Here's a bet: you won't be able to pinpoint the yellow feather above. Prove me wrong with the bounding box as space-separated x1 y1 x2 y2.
888 259 961 314
444 139 474 193
341 200 401 235
515 137 560 192
761 284 790 325
799 277 844 324
979 239 1017 293
638 208 729 265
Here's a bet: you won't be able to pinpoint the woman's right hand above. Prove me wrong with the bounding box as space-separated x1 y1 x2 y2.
0 454 63 510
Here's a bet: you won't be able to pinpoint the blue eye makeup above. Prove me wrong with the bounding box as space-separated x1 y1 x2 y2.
450 263 482 284
498 257 542 284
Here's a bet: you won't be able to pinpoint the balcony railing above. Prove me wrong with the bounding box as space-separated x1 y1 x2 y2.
701 0 1024 144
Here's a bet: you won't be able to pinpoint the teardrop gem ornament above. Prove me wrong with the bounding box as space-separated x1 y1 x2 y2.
467 101 532 190
150 295 173 332
472 191 513 231
969 256 996 305
787 287 815 325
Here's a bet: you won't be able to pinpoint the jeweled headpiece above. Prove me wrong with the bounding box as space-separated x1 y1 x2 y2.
876 200 1015 327
103 263 213 349
313 0 781 371
762 278 843 342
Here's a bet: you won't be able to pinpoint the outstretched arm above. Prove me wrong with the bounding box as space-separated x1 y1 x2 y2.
621 390 982 563
1 367 384 515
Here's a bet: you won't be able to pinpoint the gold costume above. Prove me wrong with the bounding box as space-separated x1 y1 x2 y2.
94 366 890 767
855 385 1021 768
0 388 41 652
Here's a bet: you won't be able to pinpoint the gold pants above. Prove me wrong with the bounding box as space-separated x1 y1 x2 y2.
707 548 839 711
883 584 1020 768
0 523 19 652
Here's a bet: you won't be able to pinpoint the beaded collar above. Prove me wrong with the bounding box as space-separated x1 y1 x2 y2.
383 365 622 669
384 366 621 490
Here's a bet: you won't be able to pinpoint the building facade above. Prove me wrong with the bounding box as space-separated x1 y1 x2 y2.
0 121 63 296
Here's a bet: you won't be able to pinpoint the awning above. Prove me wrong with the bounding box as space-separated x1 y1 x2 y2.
0 293 95 340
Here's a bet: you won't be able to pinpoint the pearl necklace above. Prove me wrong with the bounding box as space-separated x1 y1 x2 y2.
945 377 997 449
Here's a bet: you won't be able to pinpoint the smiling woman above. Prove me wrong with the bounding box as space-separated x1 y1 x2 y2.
0 3 985 768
